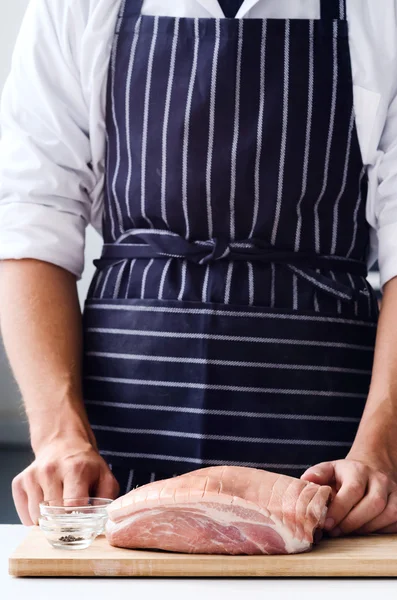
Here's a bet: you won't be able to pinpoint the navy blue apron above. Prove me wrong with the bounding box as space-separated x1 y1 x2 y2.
82 0 379 494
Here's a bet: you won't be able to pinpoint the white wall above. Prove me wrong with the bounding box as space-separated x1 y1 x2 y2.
0 0 102 446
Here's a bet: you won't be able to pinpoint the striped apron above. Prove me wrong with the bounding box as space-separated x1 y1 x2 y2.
82 0 379 495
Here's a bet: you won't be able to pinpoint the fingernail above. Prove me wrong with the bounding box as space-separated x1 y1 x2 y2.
330 527 341 537
325 518 335 530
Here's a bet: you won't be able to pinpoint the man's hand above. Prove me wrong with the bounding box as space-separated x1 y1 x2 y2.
301 455 397 537
12 435 120 526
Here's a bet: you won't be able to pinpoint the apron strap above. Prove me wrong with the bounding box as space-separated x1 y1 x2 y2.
94 231 368 303
122 0 145 19
320 0 346 20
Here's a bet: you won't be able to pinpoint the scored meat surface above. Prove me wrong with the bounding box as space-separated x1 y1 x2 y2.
105 466 331 555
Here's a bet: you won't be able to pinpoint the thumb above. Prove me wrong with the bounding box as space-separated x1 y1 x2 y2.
301 462 336 486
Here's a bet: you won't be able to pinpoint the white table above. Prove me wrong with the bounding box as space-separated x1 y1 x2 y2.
2 525 397 599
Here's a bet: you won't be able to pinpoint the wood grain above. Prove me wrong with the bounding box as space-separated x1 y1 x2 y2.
8 526 397 577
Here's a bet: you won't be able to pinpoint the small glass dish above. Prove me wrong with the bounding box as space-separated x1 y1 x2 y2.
39 497 113 550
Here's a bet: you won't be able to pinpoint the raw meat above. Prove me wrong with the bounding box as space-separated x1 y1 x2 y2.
105 466 331 555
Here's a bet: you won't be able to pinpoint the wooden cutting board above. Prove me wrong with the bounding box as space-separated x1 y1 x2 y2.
8 526 397 577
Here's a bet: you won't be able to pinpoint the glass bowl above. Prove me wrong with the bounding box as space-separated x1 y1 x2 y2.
38 497 113 550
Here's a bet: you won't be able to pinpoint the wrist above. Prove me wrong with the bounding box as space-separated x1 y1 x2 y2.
28 399 97 455
349 402 397 473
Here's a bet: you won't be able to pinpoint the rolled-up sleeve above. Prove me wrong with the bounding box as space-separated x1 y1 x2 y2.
0 0 95 279
374 82 397 289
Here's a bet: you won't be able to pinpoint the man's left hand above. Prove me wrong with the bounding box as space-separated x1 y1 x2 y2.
301 455 397 536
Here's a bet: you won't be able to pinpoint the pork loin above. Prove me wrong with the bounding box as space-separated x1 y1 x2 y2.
105 466 331 555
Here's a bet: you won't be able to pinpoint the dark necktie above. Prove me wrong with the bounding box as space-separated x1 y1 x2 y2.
218 0 245 18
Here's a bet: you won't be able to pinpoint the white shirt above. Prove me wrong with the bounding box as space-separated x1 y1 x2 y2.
0 0 396 288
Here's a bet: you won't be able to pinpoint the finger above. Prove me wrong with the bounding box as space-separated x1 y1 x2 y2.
24 474 44 526
301 462 336 486
96 469 120 500
12 478 34 526
332 476 388 536
39 465 64 503
63 471 92 503
325 467 367 532
356 491 397 534
376 522 397 534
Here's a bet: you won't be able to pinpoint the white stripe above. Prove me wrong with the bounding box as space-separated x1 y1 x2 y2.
250 20 267 238
314 20 338 253
271 263 276 308
182 19 200 239
86 375 367 397
98 451 323 471
110 4 131 238
158 258 172 300
93 271 105 297
161 18 180 227
92 425 350 447
293 274 298 310
247 262 254 306
202 264 210 303
364 278 372 317
86 351 371 374
314 291 319 313
347 167 366 258
118 228 181 241
113 260 128 299
224 262 234 304
150 472 156 483
125 16 142 226
86 303 376 327
230 18 244 242
100 268 113 299
206 19 220 239
178 260 187 301
86 399 361 423
294 20 314 252
288 265 351 301
314 269 321 312
217 248 231 261
125 259 137 299
141 16 159 228
105 132 116 240
330 271 342 314
86 328 372 350
140 259 154 299
347 273 358 316
339 0 345 19
271 20 290 246
126 469 134 493
331 110 355 254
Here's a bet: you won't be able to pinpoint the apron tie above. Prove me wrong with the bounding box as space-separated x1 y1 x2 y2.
93 229 368 303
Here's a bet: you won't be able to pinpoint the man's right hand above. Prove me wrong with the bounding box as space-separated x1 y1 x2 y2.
12 436 120 526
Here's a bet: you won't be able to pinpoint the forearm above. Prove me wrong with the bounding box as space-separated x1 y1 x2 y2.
0 259 96 453
351 276 397 463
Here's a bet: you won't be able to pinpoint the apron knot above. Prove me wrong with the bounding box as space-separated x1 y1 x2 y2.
94 229 368 303
199 238 231 263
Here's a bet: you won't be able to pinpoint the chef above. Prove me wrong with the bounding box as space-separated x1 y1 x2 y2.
1 0 397 540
